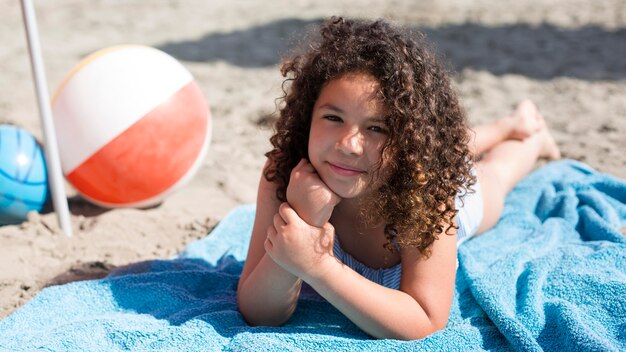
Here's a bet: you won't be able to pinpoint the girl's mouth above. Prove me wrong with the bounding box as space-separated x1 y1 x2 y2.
327 162 365 177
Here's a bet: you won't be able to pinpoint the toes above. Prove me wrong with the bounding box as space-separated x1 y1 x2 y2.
534 112 546 132
540 128 561 160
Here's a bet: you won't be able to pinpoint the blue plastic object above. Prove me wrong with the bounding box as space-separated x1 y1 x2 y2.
0 124 49 225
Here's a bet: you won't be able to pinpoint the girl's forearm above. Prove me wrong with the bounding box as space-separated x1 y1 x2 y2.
237 254 303 326
304 258 443 340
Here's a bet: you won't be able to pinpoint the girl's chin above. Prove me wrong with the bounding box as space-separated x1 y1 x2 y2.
318 171 373 199
327 184 370 200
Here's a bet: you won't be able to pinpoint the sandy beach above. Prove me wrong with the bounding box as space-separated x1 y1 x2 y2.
0 0 624 320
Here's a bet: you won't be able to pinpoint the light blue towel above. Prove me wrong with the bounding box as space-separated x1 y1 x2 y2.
1 159 625 351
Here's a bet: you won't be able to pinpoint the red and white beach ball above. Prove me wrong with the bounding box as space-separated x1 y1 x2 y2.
51 45 211 208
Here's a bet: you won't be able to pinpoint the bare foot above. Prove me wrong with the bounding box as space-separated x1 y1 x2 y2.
507 99 545 140
537 126 561 160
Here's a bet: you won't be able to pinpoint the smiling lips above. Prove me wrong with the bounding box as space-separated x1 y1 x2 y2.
327 162 365 177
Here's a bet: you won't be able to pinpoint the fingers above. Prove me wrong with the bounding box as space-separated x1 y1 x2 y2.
264 225 276 252
293 158 316 174
278 202 299 223
269 203 297 240
320 222 336 249
300 160 316 173
273 211 285 230
292 158 307 172
274 202 300 229
322 222 335 232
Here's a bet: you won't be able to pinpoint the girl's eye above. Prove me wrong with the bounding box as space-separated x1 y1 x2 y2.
324 115 342 122
368 125 388 134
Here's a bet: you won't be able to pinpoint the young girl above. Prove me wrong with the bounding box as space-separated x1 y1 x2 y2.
237 17 560 340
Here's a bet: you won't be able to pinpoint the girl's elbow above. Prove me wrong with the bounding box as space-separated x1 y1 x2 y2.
397 325 444 341
240 311 284 327
397 319 448 341
237 294 291 327
239 309 290 327
410 308 451 339
427 320 448 336
415 319 448 340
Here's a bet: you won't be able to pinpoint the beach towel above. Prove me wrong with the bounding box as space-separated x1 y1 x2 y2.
0 159 625 351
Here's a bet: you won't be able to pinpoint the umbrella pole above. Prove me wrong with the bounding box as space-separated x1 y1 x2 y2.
20 0 72 237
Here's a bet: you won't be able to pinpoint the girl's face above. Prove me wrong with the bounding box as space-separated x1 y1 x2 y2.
308 72 389 199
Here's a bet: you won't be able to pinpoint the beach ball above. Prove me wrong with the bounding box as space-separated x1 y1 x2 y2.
51 45 212 208
0 125 49 225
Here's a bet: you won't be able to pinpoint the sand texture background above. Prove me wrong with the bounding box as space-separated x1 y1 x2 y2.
0 0 624 319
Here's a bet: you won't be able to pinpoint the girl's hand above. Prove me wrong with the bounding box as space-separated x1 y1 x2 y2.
264 202 336 281
286 159 341 227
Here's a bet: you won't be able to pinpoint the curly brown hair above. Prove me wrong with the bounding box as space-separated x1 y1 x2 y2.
264 16 476 257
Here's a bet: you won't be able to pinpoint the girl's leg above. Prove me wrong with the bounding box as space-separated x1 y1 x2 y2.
474 121 561 234
469 99 545 156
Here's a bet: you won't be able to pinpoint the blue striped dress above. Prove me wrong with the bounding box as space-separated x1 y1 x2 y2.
332 237 403 290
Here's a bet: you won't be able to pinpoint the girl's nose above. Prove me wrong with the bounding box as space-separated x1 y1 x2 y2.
337 129 364 155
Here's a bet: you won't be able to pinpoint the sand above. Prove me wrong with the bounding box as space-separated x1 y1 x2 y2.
0 0 624 319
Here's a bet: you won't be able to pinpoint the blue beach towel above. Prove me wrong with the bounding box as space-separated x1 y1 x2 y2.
1 159 625 351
